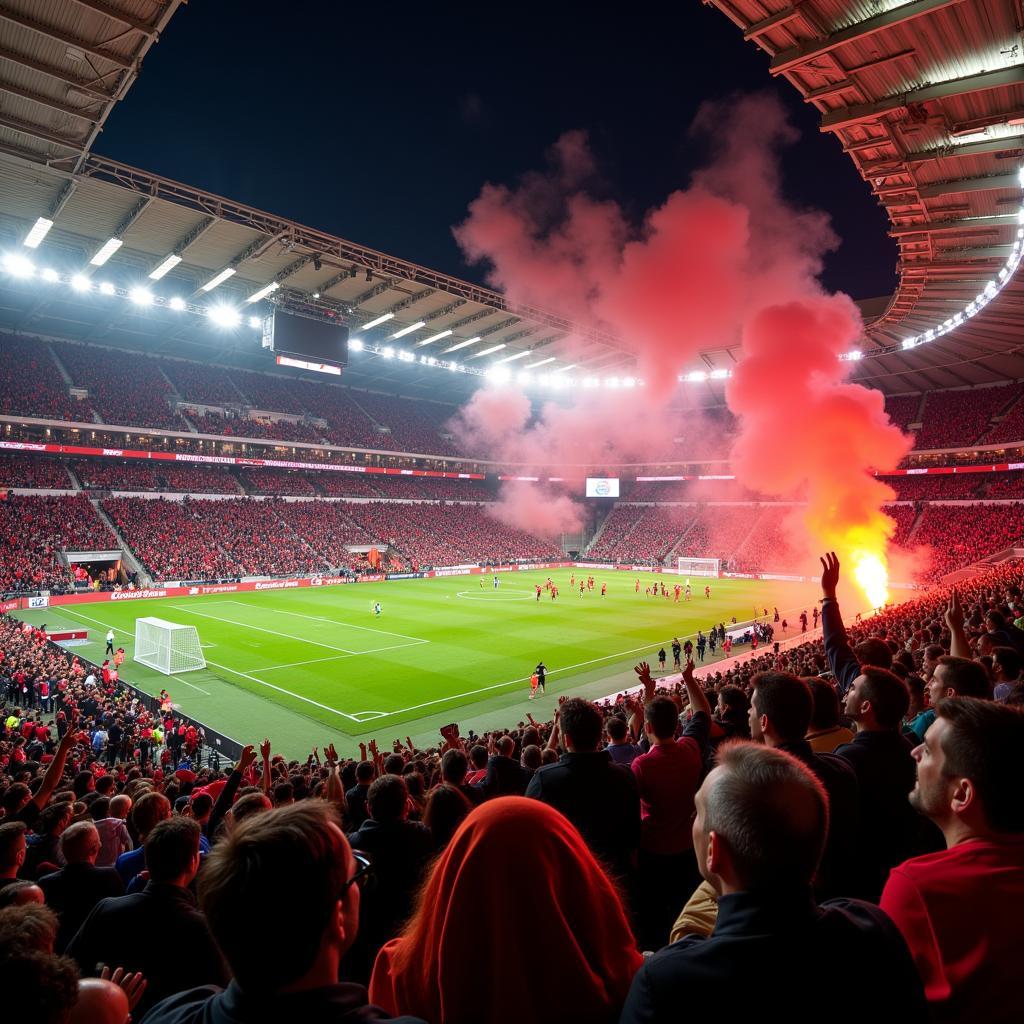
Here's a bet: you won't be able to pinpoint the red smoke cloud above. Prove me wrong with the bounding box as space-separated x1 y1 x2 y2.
451 94 913 596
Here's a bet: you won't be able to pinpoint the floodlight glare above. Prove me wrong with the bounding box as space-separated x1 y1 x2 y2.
129 287 153 306
23 217 53 249
168 296 186 311
208 304 241 328
3 253 35 278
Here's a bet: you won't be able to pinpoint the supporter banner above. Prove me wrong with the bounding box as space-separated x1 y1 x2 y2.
27 595 49 608
0 441 485 480
186 584 241 595
0 598 20 614
429 567 473 577
308 576 351 587
354 574 386 582
575 562 614 570
386 572 425 580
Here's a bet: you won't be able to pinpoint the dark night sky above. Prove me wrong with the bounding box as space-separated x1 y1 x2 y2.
99 2 897 301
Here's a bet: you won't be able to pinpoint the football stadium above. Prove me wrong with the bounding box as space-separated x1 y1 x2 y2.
1 2 1023 1022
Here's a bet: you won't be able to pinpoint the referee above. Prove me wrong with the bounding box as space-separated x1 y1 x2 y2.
534 661 547 695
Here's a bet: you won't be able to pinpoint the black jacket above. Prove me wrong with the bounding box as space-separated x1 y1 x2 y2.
481 754 532 797
344 783 372 830
39 861 124 952
525 750 640 877
139 980 426 1024
67 881 228 1019
343 818 433 985
621 888 926 1023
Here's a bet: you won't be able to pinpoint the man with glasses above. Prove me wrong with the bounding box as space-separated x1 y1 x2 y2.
141 802 424 1023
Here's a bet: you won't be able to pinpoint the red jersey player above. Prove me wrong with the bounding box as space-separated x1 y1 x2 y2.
601 582 607 597
635 578 640 593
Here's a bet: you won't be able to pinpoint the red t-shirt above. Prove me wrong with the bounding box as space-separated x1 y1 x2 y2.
630 714 709 856
880 836 1024 1023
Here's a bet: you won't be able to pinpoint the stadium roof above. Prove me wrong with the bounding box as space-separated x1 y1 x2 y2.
708 0 1024 396
0 0 1022 402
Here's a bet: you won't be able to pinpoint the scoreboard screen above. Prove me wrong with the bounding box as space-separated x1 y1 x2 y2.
585 477 620 498
265 310 348 372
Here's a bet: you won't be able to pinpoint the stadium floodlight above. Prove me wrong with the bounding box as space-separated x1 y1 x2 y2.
448 361 459 371
390 320 425 339
443 336 481 353
685 370 708 382
382 346 395 359
397 349 415 361
208 304 241 328
553 363 576 373
349 337 364 351
246 281 279 303
415 329 453 347
605 377 620 388
709 368 731 380
23 217 53 248
98 281 115 295
70 273 91 292
582 377 600 388
89 238 123 266
168 296 186 311
200 267 236 291
487 366 511 383
495 350 531 364
525 356 556 369
360 312 395 331
843 350 863 361
247 316 261 329
129 286 153 306
622 376 636 388
517 372 532 386
472 344 506 358
902 338 918 350
3 252 35 278
40 268 59 283
149 254 182 280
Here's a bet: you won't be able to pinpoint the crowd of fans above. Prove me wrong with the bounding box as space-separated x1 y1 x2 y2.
0 495 114 594
913 384 1017 450
352 392 458 456
883 503 919 547
882 473 982 501
884 393 923 432
161 362 243 407
982 391 1024 445
0 336 94 423
72 461 165 493
237 469 318 497
158 466 241 495
2 553 1022 1022
912 504 1024 579
187 410 325 445
0 456 70 490
54 343 189 433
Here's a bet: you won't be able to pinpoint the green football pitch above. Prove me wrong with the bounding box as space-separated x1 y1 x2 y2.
19 571 818 759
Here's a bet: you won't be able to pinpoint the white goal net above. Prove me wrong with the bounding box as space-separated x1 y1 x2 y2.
676 557 721 578
134 617 206 676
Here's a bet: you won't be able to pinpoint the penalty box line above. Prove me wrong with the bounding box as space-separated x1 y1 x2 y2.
57 607 363 723
217 601 431 646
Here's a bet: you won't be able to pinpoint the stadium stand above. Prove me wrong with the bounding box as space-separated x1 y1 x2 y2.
238 469 318 496
158 465 241 494
367 475 491 501
883 393 923 432
883 504 919 547
981 390 1024 446
910 503 1024 579
0 493 113 593
54 342 189 432
0 455 70 490
187 410 325 445
0 336 92 422
883 474 982 501
351 391 459 455
913 385 1017 450
161 361 243 406
72 460 165 492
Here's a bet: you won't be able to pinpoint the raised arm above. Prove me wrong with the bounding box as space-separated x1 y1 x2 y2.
819 552 862 695
945 589 971 660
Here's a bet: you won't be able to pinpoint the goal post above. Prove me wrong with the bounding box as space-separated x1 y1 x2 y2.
134 617 206 676
676 557 721 578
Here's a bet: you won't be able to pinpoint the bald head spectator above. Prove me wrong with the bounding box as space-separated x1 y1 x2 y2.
142 801 423 1024
882 699 1024 1023
621 743 926 1023
94 795 133 869
67 816 226 1018
38 821 123 951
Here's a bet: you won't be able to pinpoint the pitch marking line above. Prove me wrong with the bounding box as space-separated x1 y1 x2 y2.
168 605 361 654
55 609 212 696
218 602 431 645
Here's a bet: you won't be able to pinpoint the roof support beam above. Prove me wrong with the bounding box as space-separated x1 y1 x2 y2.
743 5 802 40
917 173 1021 198
0 111 85 151
0 5 133 70
112 196 153 238
0 45 114 100
889 214 1020 237
905 134 1024 163
62 0 158 37
821 66 1024 133
0 78 100 123
769 0 963 75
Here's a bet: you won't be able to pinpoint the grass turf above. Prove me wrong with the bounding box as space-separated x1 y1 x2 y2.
19 571 817 758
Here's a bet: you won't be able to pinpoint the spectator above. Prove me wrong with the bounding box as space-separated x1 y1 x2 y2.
908 655 990 742
525 697 640 879
604 714 641 766
881 698 1024 1023
345 760 376 829
804 677 853 752
439 748 483 806
620 743 927 1023
344 775 433 984
370 797 641 1024
114 791 170 887
38 821 124 952
480 734 531 797
748 672 860 901
67 816 226 1018
0 821 28 896
422 784 472 850
142 802 424 1024
630 659 711 948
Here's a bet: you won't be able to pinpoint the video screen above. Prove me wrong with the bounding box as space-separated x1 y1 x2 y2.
585 477 620 498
